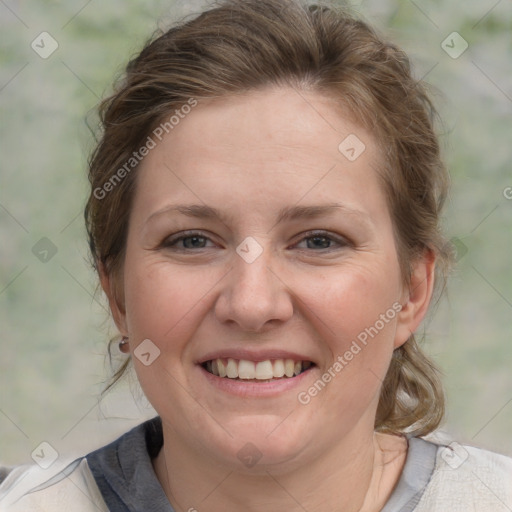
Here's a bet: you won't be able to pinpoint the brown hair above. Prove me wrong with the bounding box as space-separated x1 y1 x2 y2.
85 0 452 437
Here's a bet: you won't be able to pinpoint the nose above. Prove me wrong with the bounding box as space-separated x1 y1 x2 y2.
214 246 294 332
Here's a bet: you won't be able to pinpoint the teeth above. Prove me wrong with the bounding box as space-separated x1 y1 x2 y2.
205 358 312 380
217 359 227 377
238 359 255 379
284 359 295 377
273 359 285 378
226 358 238 378
255 361 274 380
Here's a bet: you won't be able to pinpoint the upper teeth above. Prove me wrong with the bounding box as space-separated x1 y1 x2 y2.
205 358 312 379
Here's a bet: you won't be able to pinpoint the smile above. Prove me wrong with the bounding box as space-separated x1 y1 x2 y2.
202 358 314 381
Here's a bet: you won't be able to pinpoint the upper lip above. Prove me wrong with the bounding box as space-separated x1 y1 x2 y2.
197 349 316 365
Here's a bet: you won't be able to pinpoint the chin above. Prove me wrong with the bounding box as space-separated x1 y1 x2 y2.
200 414 314 474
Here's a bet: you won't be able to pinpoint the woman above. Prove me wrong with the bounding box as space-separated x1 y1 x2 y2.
1 0 511 510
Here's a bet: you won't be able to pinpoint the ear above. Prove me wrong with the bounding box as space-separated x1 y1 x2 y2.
394 249 436 349
99 262 128 336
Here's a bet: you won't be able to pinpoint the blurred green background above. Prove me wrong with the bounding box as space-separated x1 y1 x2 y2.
1 0 511 465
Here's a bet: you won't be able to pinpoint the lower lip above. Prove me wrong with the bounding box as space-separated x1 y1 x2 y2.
198 365 315 398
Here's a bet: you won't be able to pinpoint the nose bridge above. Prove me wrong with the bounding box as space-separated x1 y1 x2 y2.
233 241 277 307
215 237 293 331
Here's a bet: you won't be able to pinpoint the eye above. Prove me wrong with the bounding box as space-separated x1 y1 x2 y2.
160 230 350 252
161 231 216 250
294 231 350 251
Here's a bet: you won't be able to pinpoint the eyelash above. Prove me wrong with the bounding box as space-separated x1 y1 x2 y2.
161 230 350 252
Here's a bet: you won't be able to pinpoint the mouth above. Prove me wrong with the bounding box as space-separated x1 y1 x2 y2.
201 358 314 382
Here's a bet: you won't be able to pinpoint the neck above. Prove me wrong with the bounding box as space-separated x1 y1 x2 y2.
153 422 407 512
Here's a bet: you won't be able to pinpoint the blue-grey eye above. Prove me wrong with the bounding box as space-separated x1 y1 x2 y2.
181 235 208 248
306 235 333 249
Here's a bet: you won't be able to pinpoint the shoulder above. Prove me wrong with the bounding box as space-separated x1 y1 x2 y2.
414 439 512 511
0 417 163 512
0 458 108 511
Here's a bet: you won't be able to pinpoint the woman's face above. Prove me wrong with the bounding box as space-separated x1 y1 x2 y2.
106 86 430 471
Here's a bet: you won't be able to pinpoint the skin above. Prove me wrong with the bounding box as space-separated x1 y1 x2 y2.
101 86 435 512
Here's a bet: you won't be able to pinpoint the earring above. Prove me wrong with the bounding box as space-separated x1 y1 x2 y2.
119 336 130 353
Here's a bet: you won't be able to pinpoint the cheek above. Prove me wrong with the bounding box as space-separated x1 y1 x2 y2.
308 261 401 340
298 259 402 399
122 255 213 347
290 271 400 428
121 257 214 413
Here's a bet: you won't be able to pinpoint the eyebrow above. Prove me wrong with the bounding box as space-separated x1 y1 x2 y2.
145 202 372 227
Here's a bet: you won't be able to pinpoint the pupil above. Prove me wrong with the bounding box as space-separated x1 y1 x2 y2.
185 236 205 248
308 236 329 249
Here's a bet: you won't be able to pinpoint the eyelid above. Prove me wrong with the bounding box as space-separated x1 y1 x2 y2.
291 230 351 250
159 230 219 250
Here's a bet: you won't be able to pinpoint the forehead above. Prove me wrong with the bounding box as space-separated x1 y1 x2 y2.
132 86 388 225
166 87 374 165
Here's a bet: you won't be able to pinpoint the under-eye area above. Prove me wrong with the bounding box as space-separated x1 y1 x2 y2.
200 358 315 381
